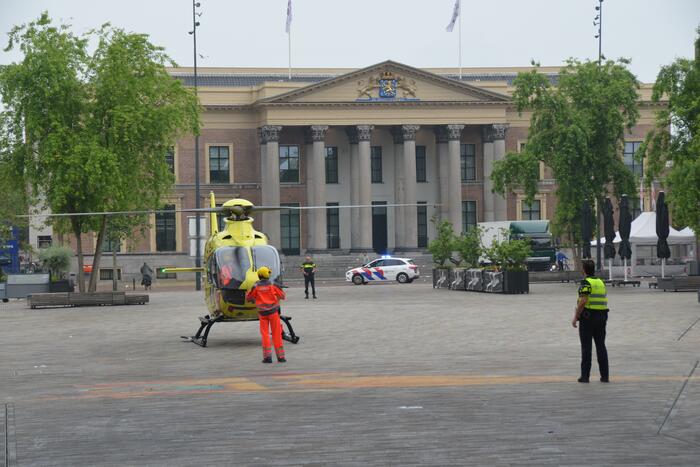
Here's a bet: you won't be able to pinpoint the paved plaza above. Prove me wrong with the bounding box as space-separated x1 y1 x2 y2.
1 280 699 466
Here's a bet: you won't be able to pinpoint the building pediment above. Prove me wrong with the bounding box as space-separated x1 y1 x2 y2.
257 60 510 106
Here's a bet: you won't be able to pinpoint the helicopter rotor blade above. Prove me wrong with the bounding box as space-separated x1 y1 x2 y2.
251 203 441 212
15 207 225 218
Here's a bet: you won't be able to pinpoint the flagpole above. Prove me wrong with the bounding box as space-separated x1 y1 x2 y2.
458 0 462 79
288 24 291 80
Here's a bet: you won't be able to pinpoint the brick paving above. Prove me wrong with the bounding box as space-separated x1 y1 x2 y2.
1 282 699 465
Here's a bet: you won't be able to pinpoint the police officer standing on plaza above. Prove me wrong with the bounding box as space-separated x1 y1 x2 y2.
572 259 609 383
300 255 317 299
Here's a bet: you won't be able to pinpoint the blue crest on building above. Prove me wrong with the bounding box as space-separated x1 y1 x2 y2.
378 79 397 98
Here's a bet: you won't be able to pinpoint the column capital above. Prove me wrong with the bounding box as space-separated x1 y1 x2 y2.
492 123 509 140
357 124 374 142
446 124 465 141
258 125 282 144
304 125 329 144
401 124 420 141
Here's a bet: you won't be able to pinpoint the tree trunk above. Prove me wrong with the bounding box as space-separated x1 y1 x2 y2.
72 219 85 293
88 216 108 293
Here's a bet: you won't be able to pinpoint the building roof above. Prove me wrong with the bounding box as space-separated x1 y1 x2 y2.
171 71 559 88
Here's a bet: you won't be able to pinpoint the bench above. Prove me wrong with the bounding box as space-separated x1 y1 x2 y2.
657 276 700 292
29 292 149 309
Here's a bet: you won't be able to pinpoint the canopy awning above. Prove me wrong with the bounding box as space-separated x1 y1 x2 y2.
591 212 696 245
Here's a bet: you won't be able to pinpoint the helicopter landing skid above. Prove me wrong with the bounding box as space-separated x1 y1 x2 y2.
181 315 223 348
280 315 300 344
181 314 301 347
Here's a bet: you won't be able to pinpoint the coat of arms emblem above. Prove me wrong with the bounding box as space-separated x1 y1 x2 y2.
378 72 397 98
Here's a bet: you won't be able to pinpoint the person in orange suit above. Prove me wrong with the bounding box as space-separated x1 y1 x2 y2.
245 266 287 363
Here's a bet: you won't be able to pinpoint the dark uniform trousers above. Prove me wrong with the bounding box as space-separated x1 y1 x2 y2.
304 274 316 298
579 310 609 380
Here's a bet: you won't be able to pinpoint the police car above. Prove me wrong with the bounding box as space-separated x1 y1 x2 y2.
345 257 420 285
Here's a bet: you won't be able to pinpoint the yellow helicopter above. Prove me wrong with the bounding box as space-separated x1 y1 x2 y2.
163 193 300 347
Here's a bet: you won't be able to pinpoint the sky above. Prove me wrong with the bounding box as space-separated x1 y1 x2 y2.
0 0 698 83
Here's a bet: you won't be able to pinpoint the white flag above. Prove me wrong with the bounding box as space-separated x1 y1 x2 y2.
446 0 460 32
285 0 293 33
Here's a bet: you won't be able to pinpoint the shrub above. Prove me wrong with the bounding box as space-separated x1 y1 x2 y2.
38 245 73 280
428 218 457 267
454 226 483 268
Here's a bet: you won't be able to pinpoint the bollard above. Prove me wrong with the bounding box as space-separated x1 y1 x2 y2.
133 277 136 290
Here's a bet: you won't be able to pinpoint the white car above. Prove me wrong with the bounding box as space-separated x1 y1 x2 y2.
345 257 420 285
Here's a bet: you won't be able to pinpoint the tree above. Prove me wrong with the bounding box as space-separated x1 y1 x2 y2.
640 27 700 237
428 217 456 267
491 59 639 266
454 225 483 268
0 13 200 292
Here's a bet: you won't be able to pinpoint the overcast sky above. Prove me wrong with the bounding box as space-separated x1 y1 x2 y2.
1 0 698 83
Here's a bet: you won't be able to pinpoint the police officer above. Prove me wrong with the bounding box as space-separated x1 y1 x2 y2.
572 259 609 383
300 255 317 299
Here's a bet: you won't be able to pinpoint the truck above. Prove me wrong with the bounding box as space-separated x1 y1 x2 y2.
478 220 556 271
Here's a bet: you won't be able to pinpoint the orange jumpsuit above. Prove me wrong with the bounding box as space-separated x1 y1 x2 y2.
245 279 286 360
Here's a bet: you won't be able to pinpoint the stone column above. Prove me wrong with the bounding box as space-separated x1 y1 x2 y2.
357 125 374 251
304 131 315 250
447 124 465 233
309 125 328 251
347 127 361 251
482 125 496 222
391 127 405 249
259 125 282 247
434 126 450 220
492 123 509 221
399 124 419 250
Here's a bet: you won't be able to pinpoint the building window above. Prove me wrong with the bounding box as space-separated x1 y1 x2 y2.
99 268 122 281
280 203 300 255
325 147 338 184
624 141 643 178
462 201 477 233
279 145 300 183
326 202 340 249
521 200 541 220
156 204 177 252
416 146 427 183
417 201 428 247
371 146 382 183
37 235 52 249
101 235 121 253
165 147 175 175
156 267 177 279
460 144 476 181
209 146 230 183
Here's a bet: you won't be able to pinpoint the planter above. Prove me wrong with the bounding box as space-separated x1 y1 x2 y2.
49 279 74 293
450 268 468 291
432 268 451 289
483 271 504 293
466 268 484 291
504 270 529 294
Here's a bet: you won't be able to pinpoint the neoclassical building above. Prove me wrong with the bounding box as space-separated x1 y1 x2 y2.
49 60 658 277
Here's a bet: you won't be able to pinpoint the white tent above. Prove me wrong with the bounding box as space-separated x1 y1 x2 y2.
591 212 694 245
590 212 697 277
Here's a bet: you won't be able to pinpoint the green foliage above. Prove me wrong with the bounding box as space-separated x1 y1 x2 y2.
38 245 73 280
491 59 639 245
428 217 456 267
639 27 700 234
483 232 532 271
454 225 483 268
0 12 200 290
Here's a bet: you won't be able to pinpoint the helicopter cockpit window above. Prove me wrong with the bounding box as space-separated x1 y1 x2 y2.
215 247 250 289
251 245 281 281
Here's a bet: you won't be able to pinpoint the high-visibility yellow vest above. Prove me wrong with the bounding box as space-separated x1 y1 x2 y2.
584 277 608 311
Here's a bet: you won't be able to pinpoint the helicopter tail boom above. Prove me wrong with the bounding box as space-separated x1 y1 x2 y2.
161 267 206 273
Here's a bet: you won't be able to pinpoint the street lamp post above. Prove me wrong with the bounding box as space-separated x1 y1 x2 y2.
594 0 604 272
189 1 202 291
